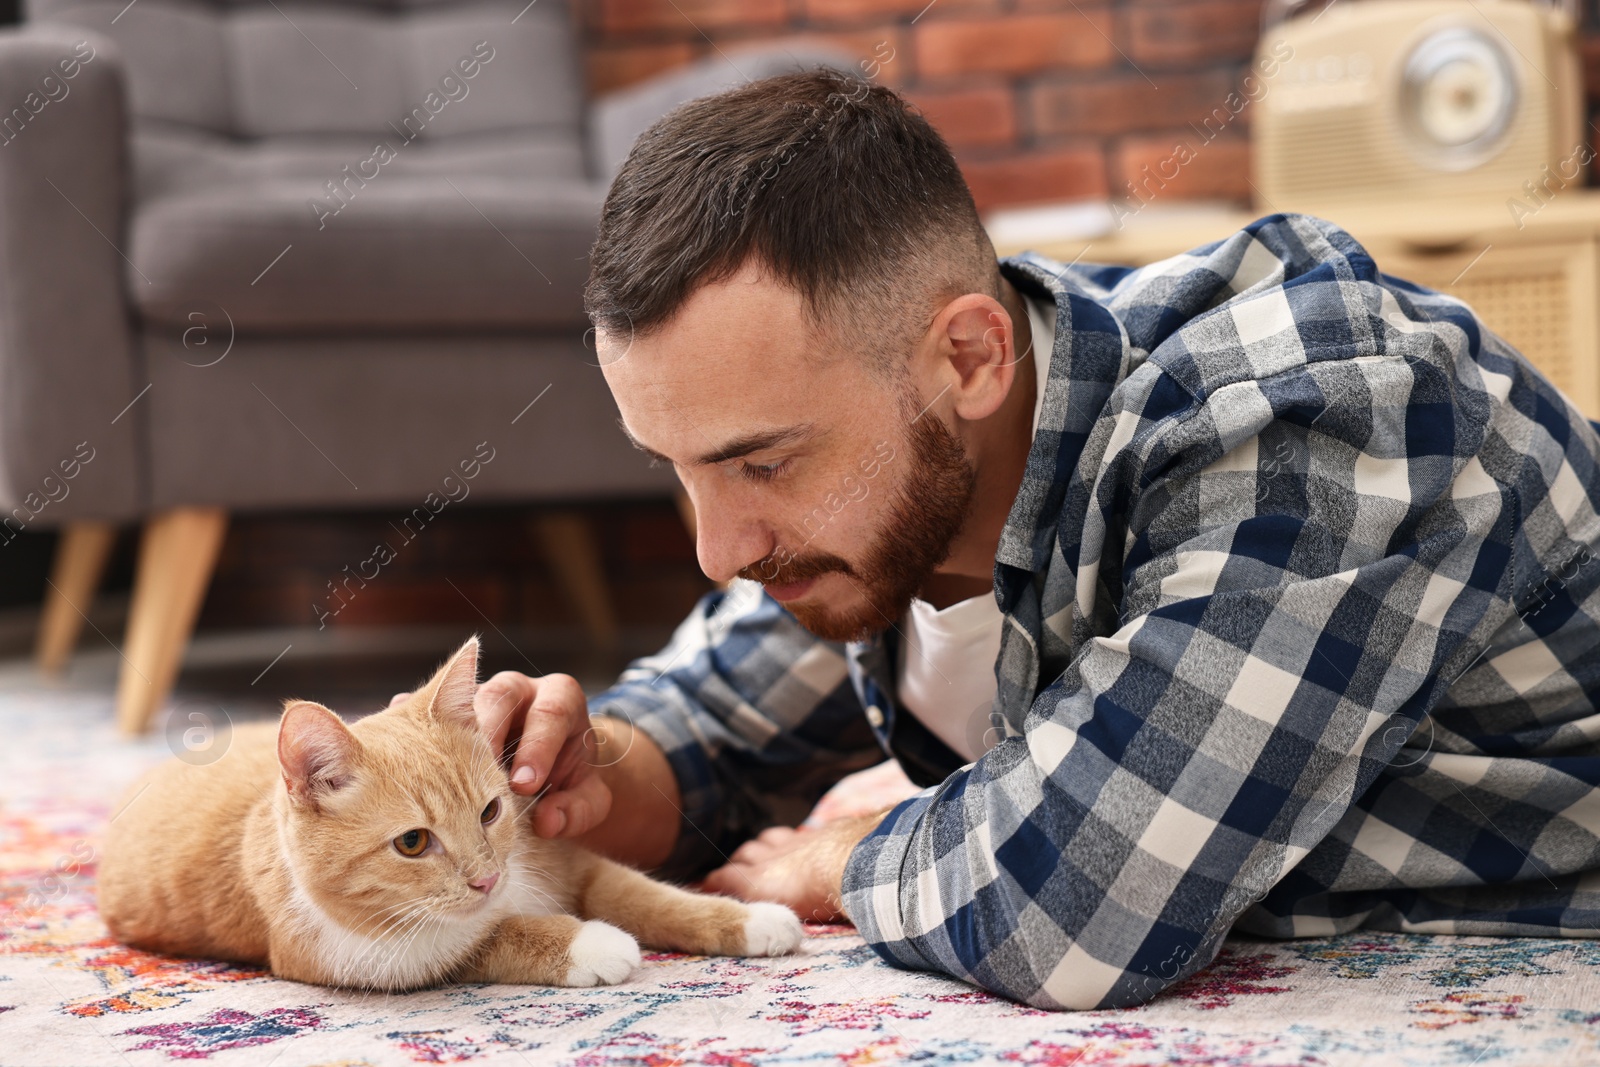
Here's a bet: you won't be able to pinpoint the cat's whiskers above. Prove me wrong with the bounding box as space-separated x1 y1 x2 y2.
507 843 555 875
358 908 442 1000
504 853 549 886
368 894 437 928
504 861 557 901
334 897 443 990
350 872 507 997
503 854 566 916
337 900 432 987
350 901 453 997
317 893 435 970
295 897 420 988
348 912 438 1004
507 842 548 865
378 907 462 997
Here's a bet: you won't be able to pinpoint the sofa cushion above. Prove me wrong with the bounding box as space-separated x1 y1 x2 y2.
27 0 581 142
128 128 604 331
141 332 676 509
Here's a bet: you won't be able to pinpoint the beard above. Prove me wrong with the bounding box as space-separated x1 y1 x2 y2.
737 388 978 643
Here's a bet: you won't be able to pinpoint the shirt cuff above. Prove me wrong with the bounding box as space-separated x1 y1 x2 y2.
589 701 726 884
839 785 940 970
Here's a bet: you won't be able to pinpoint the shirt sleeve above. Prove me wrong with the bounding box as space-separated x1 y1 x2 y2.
839 360 1513 1009
588 577 887 882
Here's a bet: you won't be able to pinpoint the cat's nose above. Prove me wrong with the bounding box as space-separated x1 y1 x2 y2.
469 871 499 894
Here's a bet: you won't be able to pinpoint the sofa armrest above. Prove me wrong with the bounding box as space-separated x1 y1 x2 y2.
585 43 859 184
0 24 143 527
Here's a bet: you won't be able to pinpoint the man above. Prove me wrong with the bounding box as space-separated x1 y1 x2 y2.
464 68 1600 1010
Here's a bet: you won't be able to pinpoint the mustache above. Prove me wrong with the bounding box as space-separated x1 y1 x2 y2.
738 548 856 585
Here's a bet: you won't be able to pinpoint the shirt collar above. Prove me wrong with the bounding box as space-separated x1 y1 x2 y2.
843 252 1127 647
993 253 1128 580
1025 288 1056 437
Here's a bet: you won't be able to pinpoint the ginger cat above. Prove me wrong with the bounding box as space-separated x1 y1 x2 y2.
97 637 802 991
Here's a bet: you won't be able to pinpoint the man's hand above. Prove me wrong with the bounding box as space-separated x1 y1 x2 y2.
392 671 613 841
700 811 887 922
480 671 616 840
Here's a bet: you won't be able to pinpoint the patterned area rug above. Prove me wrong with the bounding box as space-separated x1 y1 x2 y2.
4 670 1600 1065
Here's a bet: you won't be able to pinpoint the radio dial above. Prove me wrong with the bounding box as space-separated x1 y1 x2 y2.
1402 27 1517 164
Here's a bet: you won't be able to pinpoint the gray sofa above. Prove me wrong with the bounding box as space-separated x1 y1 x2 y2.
0 0 852 731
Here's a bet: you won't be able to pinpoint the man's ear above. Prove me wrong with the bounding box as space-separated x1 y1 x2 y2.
419 635 481 733
278 701 360 812
931 295 1022 422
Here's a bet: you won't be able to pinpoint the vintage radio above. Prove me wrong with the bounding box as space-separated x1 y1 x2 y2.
1252 0 1584 212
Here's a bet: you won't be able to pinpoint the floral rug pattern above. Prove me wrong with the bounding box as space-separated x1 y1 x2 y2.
3 684 1600 1065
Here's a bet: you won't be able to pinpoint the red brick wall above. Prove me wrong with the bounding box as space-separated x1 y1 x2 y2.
579 0 1600 216
578 0 1266 215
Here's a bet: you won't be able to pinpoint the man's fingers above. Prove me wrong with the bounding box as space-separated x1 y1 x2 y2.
510 673 586 792
531 772 612 839
700 870 748 902
474 671 537 757
543 727 598 793
730 838 775 863
700 867 740 897
729 826 797 863
389 692 411 707
702 862 762 901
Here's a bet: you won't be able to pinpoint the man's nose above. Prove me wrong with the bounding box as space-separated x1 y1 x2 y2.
689 487 774 585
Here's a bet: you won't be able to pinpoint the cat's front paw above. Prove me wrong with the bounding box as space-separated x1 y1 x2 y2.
564 920 641 986
741 901 804 956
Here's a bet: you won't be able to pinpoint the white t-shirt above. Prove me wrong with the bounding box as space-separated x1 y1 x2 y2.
894 290 1056 763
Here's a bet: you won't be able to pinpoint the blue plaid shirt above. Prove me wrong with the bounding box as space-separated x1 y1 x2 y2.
589 212 1600 1010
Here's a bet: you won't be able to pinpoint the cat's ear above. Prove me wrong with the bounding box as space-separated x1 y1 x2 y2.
421 635 481 733
278 700 360 812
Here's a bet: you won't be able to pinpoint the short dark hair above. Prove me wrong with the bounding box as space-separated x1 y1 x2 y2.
583 66 1000 377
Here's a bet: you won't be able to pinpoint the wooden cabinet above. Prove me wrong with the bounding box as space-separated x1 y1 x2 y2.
1374 239 1600 419
987 195 1600 420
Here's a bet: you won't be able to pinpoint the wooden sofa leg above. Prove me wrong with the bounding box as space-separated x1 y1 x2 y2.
530 511 619 652
35 520 118 674
116 506 228 736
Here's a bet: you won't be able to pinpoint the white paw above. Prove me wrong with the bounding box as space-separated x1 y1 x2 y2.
564 921 641 987
741 902 804 956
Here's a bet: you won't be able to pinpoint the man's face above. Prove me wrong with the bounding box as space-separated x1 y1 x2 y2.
600 262 977 642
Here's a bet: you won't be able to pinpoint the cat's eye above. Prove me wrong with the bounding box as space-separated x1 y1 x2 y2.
480 798 500 824
394 828 431 857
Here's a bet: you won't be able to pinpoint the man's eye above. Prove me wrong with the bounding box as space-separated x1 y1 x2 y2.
737 459 788 483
